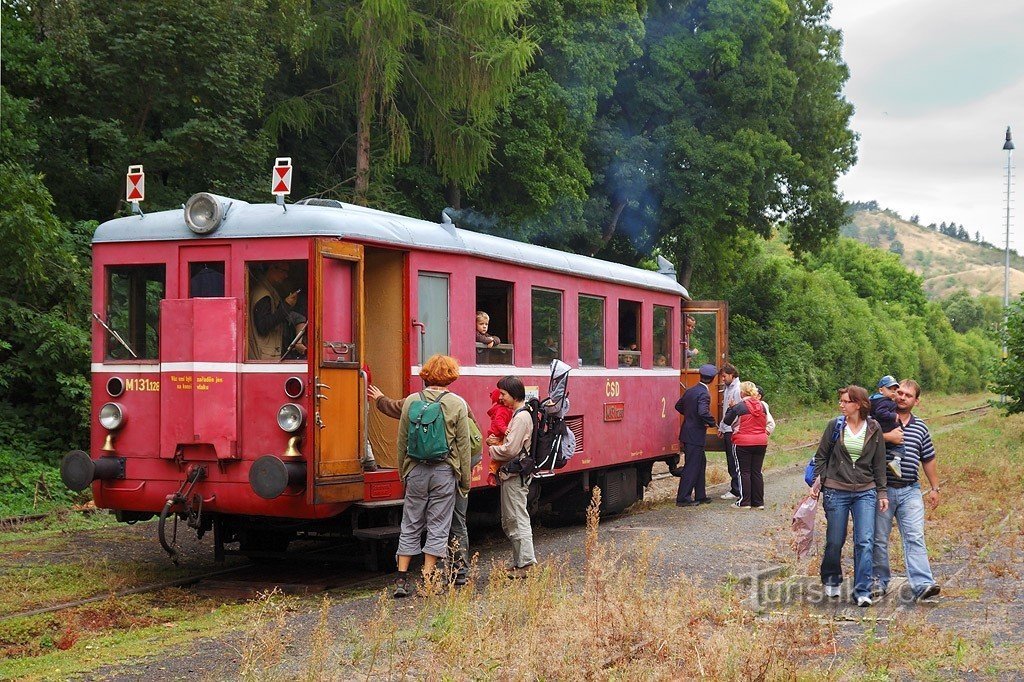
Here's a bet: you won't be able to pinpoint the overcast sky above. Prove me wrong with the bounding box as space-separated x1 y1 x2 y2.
829 0 1024 249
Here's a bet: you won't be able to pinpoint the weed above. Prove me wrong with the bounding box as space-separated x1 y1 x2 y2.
237 589 291 681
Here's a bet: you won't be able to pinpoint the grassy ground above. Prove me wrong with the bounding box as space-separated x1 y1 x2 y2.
0 392 1014 680
233 394 1020 680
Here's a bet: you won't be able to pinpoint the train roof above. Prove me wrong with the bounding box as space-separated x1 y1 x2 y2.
93 197 689 298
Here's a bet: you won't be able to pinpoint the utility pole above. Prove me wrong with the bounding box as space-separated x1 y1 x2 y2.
1002 126 1015 404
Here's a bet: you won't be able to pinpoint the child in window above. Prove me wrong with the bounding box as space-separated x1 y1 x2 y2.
476 311 501 348
486 388 512 485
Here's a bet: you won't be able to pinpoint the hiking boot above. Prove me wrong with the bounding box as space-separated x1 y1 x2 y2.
392 575 411 598
824 584 841 598
856 595 873 607
454 571 468 587
916 584 941 601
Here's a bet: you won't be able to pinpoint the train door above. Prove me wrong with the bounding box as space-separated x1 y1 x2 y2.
681 300 729 451
312 240 365 503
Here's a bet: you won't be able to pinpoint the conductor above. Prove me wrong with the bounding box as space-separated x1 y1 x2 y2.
675 363 718 507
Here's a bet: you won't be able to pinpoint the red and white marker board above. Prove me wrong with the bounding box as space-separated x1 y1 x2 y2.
272 157 292 196
126 165 145 203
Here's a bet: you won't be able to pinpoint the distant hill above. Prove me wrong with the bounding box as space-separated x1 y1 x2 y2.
842 209 1024 299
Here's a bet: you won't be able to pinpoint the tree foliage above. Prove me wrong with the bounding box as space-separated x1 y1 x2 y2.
993 294 1024 414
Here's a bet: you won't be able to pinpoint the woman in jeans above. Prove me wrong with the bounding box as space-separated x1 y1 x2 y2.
811 385 889 606
392 354 472 598
485 375 537 577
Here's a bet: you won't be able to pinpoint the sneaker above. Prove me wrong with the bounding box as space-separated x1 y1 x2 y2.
916 584 941 601
887 457 902 479
720 491 738 500
732 501 748 509
856 595 873 607
676 500 700 508
752 505 765 510
392 576 411 599
824 584 841 598
696 497 713 505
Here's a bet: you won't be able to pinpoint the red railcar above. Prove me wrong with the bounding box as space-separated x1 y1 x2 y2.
61 192 728 563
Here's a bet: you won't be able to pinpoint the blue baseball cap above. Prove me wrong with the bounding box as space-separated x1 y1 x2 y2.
698 364 718 379
877 375 899 389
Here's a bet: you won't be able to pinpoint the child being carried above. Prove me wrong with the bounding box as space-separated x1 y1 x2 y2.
486 388 513 486
871 375 905 480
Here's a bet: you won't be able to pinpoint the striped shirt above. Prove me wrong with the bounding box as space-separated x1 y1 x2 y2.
890 414 936 485
844 422 866 457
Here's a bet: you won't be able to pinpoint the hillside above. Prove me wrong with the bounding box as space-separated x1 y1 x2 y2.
843 210 1024 299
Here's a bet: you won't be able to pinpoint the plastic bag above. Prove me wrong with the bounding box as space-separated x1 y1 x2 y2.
792 494 818 561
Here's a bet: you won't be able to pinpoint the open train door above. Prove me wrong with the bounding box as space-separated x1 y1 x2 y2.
681 300 729 452
311 240 365 503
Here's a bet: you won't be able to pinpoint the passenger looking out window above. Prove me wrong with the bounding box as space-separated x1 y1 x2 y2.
476 311 501 347
618 300 641 367
476 278 513 365
247 260 308 361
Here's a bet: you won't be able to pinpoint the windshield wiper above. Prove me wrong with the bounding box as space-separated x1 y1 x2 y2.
92 312 138 359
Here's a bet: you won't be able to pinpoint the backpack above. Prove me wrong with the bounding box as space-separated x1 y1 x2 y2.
406 391 451 461
500 398 542 483
804 415 845 486
534 401 575 475
468 418 483 467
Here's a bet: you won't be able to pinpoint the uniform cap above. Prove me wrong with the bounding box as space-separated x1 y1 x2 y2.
698 364 718 379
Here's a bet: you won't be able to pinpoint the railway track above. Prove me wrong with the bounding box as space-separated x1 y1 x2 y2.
1 547 386 623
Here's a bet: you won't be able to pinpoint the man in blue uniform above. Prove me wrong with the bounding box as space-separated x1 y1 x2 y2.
675 364 719 507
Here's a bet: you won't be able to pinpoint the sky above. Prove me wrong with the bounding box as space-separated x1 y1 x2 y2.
829 0 1024 249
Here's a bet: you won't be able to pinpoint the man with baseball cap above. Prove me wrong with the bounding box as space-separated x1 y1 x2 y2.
674 364 719 507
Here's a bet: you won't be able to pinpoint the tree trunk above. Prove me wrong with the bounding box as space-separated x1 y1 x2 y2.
602 198 627 244
354 48 373 206
445 181 461 210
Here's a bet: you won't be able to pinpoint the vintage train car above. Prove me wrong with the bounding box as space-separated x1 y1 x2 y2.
60 191 728 563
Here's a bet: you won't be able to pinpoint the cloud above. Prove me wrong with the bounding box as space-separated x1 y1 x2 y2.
831 0 1024 247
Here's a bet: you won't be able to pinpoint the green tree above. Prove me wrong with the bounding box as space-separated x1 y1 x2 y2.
941 290 985 333
590 0 856 287
993 293 1024 413
272 0 536 207
4 0 280 221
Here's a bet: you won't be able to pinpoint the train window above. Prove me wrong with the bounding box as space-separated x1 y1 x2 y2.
617 300 641 367
105 265 165 360
653 305 672 367
189 262 225 298
476 278 513 365
684 311 716 369
246 260 308 361
531 288 562 365
418 273 450 360
577 295 604 367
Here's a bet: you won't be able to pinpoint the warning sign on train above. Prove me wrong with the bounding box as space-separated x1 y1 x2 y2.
271 157 292 196
126 165 145 203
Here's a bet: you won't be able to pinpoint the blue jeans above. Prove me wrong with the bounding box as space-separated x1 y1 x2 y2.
821 487 877 598
873 483 935 596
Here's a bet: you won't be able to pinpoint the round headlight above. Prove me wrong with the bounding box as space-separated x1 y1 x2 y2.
106 377 125 397
184 192 226 234
284 376 305 399
98 402 125 430
277 403 305 433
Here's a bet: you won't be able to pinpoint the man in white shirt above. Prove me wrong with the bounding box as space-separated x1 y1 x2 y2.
717 364 741 500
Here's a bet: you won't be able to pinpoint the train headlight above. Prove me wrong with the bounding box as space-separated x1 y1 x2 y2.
277 403 305 433
184 192 227 234
98 402 126 430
